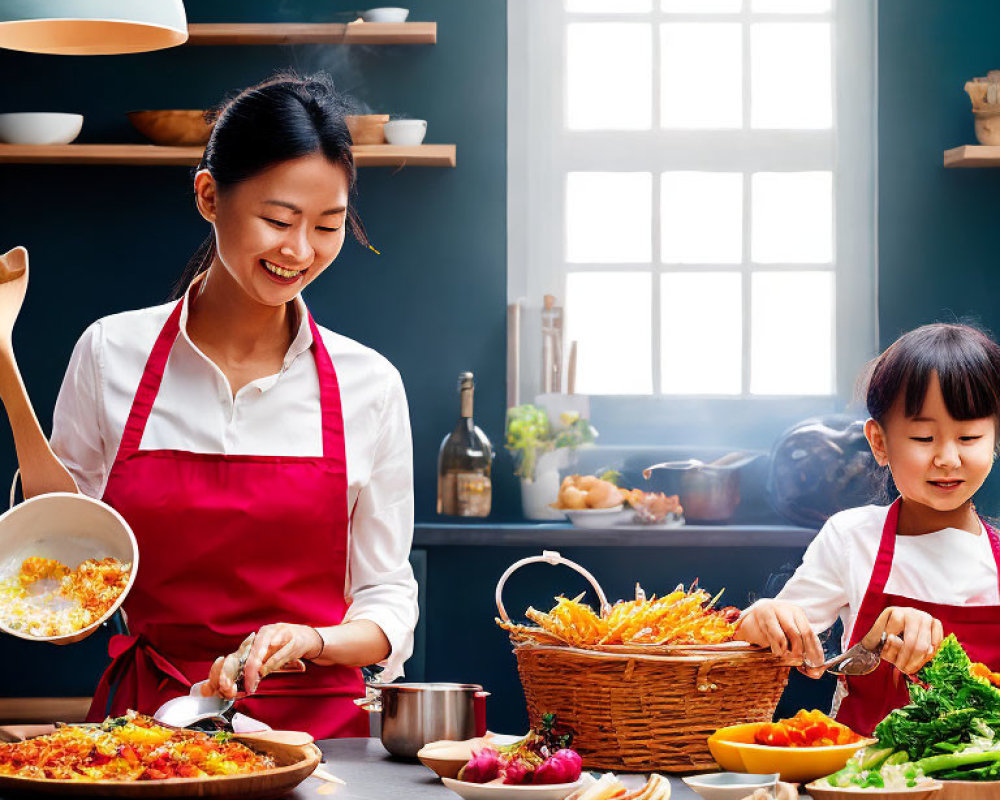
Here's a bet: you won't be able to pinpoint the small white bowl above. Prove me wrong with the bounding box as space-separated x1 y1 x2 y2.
683 772 780 800
362 7 410 23
563 505 631 528
442 775 588 800
383 119 427 146
0 113 83 145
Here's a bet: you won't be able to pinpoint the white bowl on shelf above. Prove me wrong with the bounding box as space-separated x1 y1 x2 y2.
0 113 83 145
383 119 427 146
563 505 631 528
362 7 410 22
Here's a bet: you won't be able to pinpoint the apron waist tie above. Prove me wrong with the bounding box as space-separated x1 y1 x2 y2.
89 633 193 721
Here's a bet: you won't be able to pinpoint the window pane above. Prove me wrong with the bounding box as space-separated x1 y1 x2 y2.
750 23 831 129
661 273 742 394
751 271 833 394
751 171 832 263
661 172 742 263
567 172 652 263
568 24 652 130
661 24 742 129
568 0 652 11
752 0 830 11
663 0 741 11
566 272 653 394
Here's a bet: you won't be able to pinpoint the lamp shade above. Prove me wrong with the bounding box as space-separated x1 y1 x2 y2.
0 0 187 55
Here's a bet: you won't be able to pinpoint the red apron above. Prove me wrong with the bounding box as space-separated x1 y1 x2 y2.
836 498 1000 736
87 298 368 738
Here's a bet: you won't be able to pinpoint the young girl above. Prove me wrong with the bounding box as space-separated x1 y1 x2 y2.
0 73 418 738
739 323 1000 735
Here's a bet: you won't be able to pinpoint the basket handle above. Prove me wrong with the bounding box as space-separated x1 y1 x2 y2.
495 550 610 622
9 469 19 510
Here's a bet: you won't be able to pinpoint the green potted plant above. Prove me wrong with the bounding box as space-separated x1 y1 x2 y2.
505 405 597 520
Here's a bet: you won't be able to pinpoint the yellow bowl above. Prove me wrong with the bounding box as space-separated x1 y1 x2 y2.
708 723 874 784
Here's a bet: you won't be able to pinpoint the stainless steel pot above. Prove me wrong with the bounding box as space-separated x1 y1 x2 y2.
644 452 760 523
356 682 489 759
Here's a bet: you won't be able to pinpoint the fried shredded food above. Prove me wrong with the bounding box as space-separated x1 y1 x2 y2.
497 582 740 648
0 712 274 782
0 556 130 637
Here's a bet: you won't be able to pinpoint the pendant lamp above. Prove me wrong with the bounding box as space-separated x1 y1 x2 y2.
0 0 188 55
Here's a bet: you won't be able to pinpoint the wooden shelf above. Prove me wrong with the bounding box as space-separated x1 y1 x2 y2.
0 144 456 168
185 22 436 46
943 145 1000 167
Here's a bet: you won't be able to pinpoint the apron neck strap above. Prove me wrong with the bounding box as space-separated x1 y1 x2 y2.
114 299 341 462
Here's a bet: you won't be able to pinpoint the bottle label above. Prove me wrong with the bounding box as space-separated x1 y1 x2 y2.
453 471 492 517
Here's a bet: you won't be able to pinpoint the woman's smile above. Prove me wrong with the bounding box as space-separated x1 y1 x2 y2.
259 259 307 284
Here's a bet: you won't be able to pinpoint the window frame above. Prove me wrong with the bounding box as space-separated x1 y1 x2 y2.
507 0 877 434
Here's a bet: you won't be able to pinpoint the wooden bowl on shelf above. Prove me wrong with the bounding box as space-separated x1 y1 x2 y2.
127 110 214 146
345 114 389 145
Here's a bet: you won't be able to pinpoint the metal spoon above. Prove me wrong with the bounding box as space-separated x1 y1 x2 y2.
153 636 253 729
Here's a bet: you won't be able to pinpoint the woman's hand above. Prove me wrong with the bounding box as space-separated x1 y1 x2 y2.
862 606 943 675
737 599 825 671
202 624 324 699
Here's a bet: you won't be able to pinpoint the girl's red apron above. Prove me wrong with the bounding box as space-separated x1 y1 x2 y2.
86 298 368 738
836 498 1000 736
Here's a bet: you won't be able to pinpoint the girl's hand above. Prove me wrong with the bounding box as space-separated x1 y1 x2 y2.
202 624 324 699
862 606 943 675
0 247 28 351
737 599 826 671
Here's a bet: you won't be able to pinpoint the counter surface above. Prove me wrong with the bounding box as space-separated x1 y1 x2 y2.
286 737 705 799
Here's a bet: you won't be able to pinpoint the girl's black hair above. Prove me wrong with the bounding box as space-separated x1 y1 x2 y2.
865 323 1000 425
171 71 371 300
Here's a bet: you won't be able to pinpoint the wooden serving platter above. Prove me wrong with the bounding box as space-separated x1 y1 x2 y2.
0 728 322 798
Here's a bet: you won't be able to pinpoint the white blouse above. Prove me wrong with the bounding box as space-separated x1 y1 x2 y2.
50 289 418 681
750 504 999 711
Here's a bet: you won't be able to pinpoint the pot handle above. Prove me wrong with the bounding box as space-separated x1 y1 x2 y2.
474 691 489 737
353 695 381 713
495 550 610 622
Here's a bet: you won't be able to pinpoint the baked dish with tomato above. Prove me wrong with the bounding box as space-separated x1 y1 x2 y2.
0 712 274 781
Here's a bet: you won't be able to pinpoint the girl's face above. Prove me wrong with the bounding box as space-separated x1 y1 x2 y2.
865 373 997 512
194 152 350 307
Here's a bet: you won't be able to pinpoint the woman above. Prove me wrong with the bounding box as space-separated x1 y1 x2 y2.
0 73 418 739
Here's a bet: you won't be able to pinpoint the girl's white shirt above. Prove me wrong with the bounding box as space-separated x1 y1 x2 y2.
748 503 999 712
50 290 418 682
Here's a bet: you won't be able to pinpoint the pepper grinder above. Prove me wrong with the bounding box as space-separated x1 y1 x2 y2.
541 294 563 395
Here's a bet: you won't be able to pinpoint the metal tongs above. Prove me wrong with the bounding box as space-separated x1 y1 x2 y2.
810 632 888 676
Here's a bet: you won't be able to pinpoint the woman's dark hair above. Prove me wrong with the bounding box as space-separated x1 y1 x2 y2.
171 71 371 299
864 323 1000 425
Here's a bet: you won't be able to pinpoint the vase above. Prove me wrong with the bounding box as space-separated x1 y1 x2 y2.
520 449 571 521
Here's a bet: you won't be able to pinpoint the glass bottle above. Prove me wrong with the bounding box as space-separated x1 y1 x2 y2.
437 372 493 517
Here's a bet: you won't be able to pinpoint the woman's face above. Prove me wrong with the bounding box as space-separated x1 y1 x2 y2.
865 373 997 513
195 152 350 307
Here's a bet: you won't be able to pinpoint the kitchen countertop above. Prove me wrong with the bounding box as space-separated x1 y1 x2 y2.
285 738 706 799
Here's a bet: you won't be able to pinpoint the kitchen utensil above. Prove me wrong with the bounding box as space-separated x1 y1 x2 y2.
345 114 389 144
356 682 490 759
644 452 761 523
0 487 138 644
682 772 779 800
0 113 82 144
383 118 427 146
154 633 254 728
127 110 214 146
361 7 410 22
813 632 888 676
708 723 875 783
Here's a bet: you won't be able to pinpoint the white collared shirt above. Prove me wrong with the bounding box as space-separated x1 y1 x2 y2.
50 290 418 681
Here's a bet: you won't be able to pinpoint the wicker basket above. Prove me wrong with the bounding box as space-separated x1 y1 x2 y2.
496 551 790 773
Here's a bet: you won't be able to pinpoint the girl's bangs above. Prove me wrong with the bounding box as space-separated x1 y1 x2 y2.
901 334 1000 421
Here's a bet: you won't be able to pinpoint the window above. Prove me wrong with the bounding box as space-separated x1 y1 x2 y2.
508 0 875 421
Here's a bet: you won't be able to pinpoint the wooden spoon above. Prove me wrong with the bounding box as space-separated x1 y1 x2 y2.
0 247 78 500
